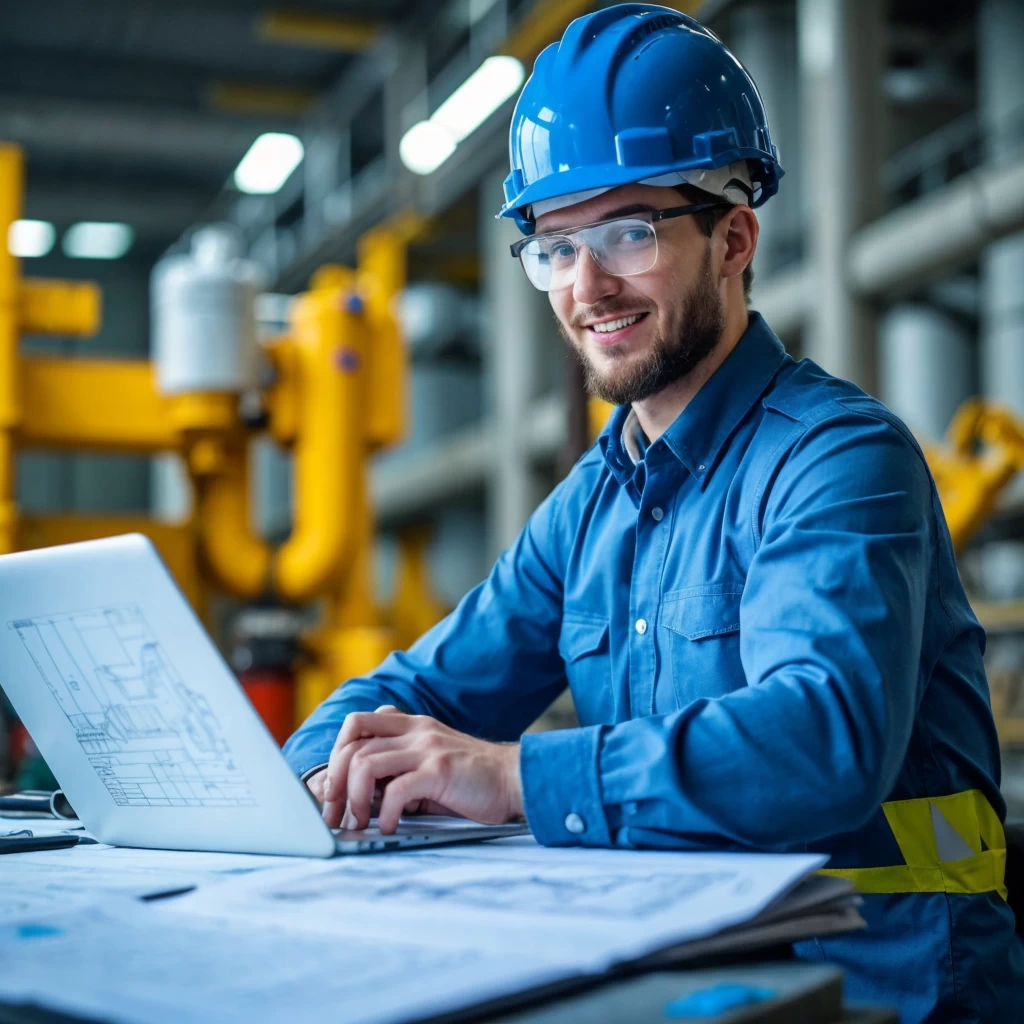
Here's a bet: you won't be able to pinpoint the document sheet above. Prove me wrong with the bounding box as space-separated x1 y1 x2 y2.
0 839 844 1024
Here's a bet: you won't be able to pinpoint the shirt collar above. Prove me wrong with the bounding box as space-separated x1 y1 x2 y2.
598 313 789 487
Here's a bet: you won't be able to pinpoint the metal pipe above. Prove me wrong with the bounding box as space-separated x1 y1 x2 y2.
849 158 1024 299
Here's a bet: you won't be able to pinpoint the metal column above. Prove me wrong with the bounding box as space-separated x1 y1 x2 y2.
481 166 550 558
731 2 803 278
879 304 975 444
979 0 1024 416
797 0 885 392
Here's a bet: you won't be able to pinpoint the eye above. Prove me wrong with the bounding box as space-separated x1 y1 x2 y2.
617 227 651 246
550 241 576 261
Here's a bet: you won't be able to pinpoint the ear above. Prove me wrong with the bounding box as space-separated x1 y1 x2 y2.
718 205 758 284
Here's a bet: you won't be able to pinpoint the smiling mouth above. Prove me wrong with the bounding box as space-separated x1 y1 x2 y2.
583 312 650 344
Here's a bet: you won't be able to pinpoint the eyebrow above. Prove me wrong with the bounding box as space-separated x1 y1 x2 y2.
540 202 658 234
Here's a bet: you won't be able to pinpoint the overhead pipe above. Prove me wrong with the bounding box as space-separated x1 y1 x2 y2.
848 156 1024 299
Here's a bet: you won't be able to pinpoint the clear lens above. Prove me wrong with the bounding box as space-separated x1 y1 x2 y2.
518 218 658 292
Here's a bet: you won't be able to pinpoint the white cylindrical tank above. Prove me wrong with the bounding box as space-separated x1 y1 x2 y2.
152 225 265 394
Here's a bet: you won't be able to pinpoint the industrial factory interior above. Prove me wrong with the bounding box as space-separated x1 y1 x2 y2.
1 1 1024 1022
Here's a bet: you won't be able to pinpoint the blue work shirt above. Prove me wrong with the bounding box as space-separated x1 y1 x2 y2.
285 313 1024 1022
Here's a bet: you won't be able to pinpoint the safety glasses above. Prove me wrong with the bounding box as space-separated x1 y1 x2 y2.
509 202 728 292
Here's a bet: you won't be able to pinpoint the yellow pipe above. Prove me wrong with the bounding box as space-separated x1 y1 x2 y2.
258 11 379 51
0 145 23 553
18 514 204 610
272 266 364 603
194 435 271 599
19 279 100 337
357 226 409 451
19 357 178 452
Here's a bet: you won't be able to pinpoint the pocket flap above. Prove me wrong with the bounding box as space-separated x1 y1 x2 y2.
558 617 609 662
661 587 741 640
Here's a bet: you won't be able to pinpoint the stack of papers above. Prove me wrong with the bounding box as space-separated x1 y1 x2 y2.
0 837 861 1024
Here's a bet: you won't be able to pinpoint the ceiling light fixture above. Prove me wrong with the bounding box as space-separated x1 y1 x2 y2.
7 219 56 258
233 133 305 194
400 55 525 176
63 222 134 260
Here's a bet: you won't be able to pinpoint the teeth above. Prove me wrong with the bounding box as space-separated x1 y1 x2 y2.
591 314 642 333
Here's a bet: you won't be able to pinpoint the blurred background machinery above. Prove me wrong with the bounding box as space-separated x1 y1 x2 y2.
2 0 1024 815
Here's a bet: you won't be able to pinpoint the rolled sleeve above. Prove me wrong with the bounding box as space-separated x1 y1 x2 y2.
520 726 612 847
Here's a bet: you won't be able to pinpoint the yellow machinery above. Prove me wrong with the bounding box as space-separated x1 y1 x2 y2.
924 400 1024 554
925 401 1024 746
0 141 429 728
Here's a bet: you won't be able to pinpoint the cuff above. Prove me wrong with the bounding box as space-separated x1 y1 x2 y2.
300 763 329 785
520 725 611 847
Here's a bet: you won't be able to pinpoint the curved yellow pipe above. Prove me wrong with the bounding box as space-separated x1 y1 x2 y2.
194 434 271 599
272 266 364 603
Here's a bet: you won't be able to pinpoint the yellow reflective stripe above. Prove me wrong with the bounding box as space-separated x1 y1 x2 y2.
818 789 1008 901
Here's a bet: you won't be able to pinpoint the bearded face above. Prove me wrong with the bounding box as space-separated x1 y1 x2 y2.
559 244 725 406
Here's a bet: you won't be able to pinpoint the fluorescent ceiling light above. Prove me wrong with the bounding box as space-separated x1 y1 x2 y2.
399 56 524 176
63 222 134 260
8 219 55 258
431 56 524 144
399 121 457 176
234 132 305 194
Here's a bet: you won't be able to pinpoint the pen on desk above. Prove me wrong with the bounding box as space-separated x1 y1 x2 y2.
0 832 82 854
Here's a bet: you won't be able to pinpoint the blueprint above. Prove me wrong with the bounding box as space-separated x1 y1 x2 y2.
0 899 577 1024
0 842 846 1024
170 843 832 966
9 605 253 809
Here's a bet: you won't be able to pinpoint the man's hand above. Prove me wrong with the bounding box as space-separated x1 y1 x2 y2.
317 707 524 834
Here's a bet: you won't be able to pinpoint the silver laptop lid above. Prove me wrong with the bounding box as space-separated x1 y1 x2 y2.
0 535 336 858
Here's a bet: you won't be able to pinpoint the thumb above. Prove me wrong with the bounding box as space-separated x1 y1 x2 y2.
375 704 403 714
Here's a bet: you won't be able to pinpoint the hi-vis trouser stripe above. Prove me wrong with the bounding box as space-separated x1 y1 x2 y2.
820 789 1007 899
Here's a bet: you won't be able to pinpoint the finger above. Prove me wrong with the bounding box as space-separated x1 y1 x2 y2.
378 771 444 834
322 713 417 818
346 751 421 830
333 711 416 758
322 735 405 827
374 704 402 713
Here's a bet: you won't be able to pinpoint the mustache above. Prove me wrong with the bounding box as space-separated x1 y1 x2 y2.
568 303 651 329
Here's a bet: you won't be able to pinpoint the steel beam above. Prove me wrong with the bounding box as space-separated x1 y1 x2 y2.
798 0 885 393
0 96 290 166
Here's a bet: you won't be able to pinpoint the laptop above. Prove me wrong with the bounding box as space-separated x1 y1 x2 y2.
0 534 528 857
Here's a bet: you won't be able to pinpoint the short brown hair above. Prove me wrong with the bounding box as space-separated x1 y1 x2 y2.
675 185 753 303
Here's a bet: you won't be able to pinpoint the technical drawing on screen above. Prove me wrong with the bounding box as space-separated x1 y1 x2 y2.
8 605 254 809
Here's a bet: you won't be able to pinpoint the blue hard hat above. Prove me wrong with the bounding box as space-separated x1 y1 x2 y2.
498 4 784 234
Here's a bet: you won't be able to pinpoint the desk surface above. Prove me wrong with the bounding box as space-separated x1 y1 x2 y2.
0 963 898 1024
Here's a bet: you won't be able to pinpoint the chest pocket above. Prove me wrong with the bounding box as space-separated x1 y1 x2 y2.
557 614 614 725
659 584 745 707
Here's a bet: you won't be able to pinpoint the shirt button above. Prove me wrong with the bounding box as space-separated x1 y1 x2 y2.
651 506 664 521
698 464 706 472
564 813 586 834
635 618 648 635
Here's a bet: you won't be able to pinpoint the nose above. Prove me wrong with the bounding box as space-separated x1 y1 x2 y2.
572 246 621 306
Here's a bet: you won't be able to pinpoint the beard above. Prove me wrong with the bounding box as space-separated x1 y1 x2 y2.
560 247 725 406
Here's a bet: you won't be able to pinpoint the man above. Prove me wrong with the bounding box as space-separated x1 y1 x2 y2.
284 6 1023 1020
